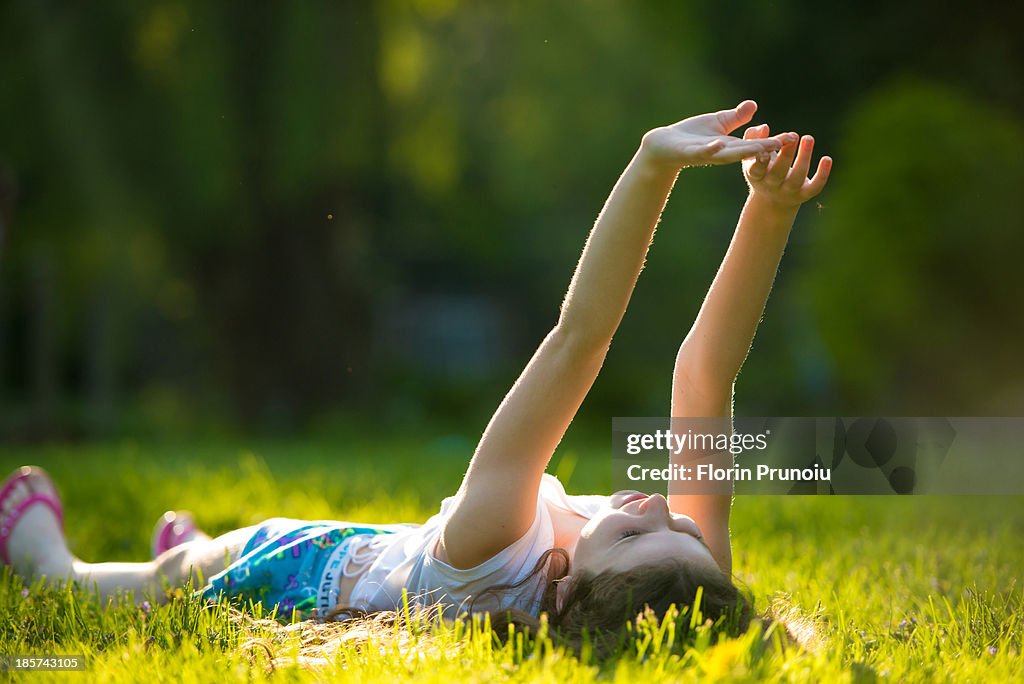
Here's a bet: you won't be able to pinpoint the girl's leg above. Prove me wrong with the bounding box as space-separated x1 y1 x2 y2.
68 526 257 602
2 468 256 603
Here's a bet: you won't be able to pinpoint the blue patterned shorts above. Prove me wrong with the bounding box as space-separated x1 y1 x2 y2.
199 518 395 620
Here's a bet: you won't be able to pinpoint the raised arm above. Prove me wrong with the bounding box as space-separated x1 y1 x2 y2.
438 102 793 569
669 129 832 575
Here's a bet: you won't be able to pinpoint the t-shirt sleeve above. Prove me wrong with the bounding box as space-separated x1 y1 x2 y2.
403 495 553 617
539 472 610 518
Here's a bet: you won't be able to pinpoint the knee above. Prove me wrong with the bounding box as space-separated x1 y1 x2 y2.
155 541 204 586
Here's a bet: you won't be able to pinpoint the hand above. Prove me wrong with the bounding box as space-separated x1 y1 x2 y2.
742 124 832 210
640 100 796 170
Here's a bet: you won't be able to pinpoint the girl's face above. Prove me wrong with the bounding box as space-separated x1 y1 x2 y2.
570 491 720 577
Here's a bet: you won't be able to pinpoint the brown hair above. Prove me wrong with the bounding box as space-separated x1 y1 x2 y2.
469 546 753 658
237 552 825 671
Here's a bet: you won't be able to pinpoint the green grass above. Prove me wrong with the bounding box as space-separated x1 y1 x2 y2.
0 437 1021 682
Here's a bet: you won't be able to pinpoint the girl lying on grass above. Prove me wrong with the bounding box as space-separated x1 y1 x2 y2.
1 100 830 652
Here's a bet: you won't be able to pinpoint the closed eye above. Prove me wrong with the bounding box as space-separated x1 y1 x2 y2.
618 529 643 542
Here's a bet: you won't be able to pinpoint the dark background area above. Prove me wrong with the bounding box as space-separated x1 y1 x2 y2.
1 1 1022 443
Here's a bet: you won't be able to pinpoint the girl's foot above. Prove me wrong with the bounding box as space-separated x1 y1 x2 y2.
150 511 202 558
0 466 73 580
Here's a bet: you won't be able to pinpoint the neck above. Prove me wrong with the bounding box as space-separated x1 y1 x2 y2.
547 502 588 560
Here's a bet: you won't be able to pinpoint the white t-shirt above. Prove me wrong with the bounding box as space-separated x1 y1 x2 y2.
346 473 609 618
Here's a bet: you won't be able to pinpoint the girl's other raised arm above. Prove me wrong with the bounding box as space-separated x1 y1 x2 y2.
438 102 792 570
670 129 832 575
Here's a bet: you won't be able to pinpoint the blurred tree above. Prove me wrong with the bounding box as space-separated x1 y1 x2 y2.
1 3 154 437
796 79 1024 413
1 0 1021 440
698 1 1024 140
369 1 730 422
144 2 389 428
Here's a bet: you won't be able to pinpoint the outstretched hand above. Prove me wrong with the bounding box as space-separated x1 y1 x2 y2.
742 124 832 209
641 100 796 170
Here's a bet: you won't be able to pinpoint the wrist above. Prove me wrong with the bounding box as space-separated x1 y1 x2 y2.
737 192 801 238
637 131 689 176
627 143 684 189
745 190 802 222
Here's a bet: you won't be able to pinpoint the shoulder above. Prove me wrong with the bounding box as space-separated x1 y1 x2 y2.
405 500 556 615
539 473 609 519
433 487 553 568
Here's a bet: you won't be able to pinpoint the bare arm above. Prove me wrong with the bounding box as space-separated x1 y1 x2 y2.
669 130 832 575
438 102 791 569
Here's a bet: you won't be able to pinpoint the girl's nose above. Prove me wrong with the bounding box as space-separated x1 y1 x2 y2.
639 492 670 518
642 494 703 537
669 512 703 539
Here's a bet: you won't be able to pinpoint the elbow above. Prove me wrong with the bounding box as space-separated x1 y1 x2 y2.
549 323 611 366
673 353 733 414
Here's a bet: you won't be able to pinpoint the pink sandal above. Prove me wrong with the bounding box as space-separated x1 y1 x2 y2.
0 466 65 566
150 510 197 558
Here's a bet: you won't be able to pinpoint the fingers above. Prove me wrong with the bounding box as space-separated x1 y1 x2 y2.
804 156 833 196
763 135 799 185
703 139 725 156
742 123 794 149
733 128 791 156
714 140 783 162
715 100 757 134
739 125 833 202
717 129 794 162
781 135 832 198
746 152 770 181
742 123 770 141
782 135 815 191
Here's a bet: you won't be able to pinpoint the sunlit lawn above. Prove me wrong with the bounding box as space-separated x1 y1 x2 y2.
1 438 1021 682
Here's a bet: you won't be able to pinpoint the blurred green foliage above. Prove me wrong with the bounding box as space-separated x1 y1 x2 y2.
0 1 1021 441
800 80 1024 414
